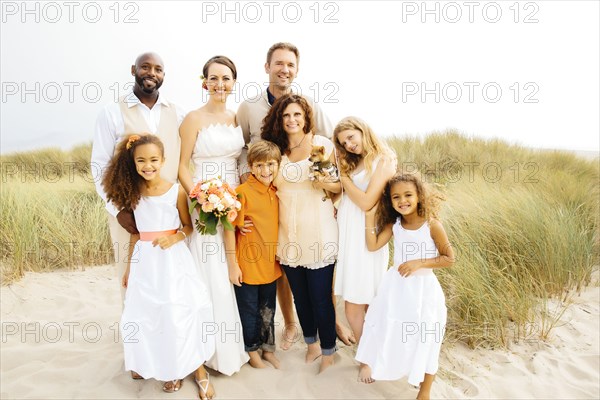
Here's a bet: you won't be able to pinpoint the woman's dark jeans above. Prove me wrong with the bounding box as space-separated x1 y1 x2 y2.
281 263 337 355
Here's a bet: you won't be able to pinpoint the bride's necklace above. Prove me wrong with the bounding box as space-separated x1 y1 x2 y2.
288 134 307 151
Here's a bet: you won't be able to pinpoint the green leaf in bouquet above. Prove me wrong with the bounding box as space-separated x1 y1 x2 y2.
189 199 198 215
198 210 209 223
221 216 234 231
204 215 218 235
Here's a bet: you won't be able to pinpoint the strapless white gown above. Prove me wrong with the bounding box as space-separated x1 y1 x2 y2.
187 123 249 375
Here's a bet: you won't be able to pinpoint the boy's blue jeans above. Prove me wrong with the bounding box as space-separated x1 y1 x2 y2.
234 281 277 352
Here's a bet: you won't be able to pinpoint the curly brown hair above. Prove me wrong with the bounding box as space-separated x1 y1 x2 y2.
101 133 165 212
376 172 446 231
260 93 314 155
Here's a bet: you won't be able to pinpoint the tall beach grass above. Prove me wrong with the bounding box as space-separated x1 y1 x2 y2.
1 133 598 348
1 144 112 283
388 132 599 347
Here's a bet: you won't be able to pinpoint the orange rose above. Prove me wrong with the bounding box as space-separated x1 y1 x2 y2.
227 209 238 222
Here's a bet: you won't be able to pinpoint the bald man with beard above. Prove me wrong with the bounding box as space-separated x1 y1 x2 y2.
91 52 186 300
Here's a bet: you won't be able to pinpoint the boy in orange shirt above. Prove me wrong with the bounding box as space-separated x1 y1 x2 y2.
224 141 282 368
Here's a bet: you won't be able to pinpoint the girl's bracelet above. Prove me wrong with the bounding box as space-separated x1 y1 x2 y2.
178 230 187 239
365 227 376 234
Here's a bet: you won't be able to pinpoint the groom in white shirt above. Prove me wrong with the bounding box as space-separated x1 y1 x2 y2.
91 52 185 299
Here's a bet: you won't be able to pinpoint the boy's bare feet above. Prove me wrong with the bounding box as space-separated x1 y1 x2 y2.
248 351 267 368
280 324 297 350
319 354 335 373
305 342 322 363
262 351 281 369
358 363 374 384
335 320 356 346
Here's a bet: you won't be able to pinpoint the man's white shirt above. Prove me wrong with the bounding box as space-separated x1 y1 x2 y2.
91 90 186 216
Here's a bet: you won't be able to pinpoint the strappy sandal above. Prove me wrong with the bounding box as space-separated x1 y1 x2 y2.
195 371 214 400
162 379 183 393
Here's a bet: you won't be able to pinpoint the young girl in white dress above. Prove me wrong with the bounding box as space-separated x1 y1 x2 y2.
355 172 455 400
102 134 215 399
178 56 249 376
333 116 396 343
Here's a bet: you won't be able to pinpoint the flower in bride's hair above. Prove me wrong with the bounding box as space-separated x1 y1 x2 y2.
201 76 208 90
126 134 141 150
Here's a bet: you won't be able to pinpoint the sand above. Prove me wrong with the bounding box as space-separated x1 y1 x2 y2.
1 265 599 399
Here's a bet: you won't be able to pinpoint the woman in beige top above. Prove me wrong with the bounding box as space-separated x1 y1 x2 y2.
261 94 341 373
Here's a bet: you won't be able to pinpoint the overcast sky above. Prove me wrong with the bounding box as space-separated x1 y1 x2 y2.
1 0 599 154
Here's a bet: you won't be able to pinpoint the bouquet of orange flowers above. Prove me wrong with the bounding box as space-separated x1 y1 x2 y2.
189 177 242 235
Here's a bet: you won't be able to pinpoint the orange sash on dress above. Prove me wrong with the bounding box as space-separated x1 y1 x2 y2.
139 229 177 241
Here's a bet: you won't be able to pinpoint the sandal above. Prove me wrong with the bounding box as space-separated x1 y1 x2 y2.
162 379 183 393
131 371 143 380
195 371 214 400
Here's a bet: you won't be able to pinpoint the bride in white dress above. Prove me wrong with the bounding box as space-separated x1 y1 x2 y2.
178 56 249 378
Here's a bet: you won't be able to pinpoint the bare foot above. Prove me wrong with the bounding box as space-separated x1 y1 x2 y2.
248 351 267 368
262 351 281 369
280 324 298 350
319 354 335 373
416 388 430 400
305 342 322 363
336 320 356 346
358 363 374 384
417 373 434 399
195 367 215 400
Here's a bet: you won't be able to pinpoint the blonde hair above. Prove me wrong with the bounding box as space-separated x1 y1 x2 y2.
333 116 395 176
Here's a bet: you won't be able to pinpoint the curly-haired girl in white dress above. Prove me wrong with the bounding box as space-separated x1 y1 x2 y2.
356 172 455 400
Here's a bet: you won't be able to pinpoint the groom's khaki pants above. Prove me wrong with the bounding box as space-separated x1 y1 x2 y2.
107 213 130 302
